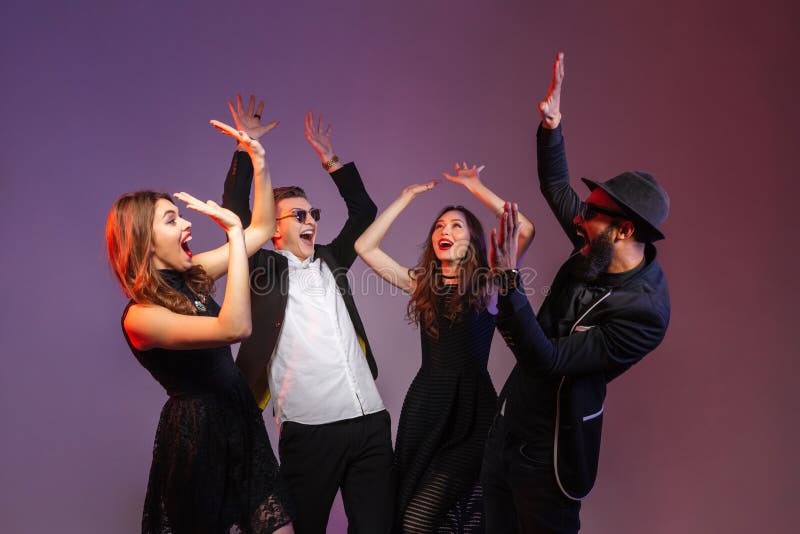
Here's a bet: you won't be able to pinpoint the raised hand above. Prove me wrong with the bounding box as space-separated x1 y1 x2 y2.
442 162 486 189
538 52 565 129
174 192 242 233
304 112 336 164
227 94 279 140
402 180 440 198
490 202 521 272
210 119 265 161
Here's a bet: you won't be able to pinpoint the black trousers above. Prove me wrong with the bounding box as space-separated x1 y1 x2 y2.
480 414 581 534
278 410 395 534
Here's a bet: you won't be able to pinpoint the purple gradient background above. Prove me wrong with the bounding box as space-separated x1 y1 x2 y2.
1 1 796 532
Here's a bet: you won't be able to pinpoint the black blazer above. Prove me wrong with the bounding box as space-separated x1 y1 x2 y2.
222 152 378 409
496 124 670 500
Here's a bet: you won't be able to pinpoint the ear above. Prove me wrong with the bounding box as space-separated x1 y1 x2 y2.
616 220 636 241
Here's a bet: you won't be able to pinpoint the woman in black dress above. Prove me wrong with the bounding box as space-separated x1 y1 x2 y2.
106 116 293 533
355 163 534 532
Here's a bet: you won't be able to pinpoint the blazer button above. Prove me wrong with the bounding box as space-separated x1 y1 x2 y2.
275 321 282 328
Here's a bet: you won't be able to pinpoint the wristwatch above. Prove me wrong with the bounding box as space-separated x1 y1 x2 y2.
322 155 340 171
497 268 521 295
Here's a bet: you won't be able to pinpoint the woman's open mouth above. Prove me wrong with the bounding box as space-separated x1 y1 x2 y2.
181 234 192 258
438 239 453 251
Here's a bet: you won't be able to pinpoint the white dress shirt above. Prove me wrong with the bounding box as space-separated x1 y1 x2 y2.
268 249 385 428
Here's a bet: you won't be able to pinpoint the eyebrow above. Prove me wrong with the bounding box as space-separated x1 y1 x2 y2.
161 209 177 219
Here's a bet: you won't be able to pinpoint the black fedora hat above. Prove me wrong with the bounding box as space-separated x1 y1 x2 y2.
581 171 669 241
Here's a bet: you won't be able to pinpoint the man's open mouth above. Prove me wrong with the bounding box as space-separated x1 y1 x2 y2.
300 230 314 246
575 230 589 253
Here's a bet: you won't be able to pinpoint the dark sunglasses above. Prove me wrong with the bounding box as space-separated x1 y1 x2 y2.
276 208 321 223
580 203 629 221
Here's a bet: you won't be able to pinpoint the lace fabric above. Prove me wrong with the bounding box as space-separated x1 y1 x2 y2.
123 270 293 533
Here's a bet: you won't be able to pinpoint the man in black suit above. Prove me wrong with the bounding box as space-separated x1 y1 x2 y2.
222 96 393 534
481 55 671 533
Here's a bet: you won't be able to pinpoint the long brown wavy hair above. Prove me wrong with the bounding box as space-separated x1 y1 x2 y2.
407 205 491 337
106 191 215 314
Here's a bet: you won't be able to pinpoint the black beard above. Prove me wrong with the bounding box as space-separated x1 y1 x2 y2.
570 227 615 282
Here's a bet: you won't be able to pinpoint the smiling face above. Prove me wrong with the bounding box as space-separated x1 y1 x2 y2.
431 209 471 266
150 198 193 271
273 196 318 260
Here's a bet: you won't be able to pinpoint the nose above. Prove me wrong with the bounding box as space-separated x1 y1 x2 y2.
181 217 192 230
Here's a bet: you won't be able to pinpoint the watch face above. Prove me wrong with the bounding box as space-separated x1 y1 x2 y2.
505 269 520 291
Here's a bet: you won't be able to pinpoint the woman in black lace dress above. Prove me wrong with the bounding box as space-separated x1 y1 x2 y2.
106 117 293 533
355 163 534 532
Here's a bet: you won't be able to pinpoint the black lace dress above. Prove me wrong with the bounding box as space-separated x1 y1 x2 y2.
395 284 497 533
121 270 293 534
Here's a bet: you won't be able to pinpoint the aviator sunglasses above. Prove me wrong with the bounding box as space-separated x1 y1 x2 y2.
580 203 629 221
276 208 321 223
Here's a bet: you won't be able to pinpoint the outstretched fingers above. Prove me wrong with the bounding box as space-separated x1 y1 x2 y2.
210 120 265 156
444 161 484 184
261 120 279 135
422 179 440 191
236 94 244 116
173 191 203 209
246 95 255 117
174 193 240 230
403 180 440 196
226 99 241 129
209 120 251 143
304 111 320 140
174 192 216 214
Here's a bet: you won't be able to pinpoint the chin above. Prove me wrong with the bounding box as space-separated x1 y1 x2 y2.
179 252 194 270
290 244 313 261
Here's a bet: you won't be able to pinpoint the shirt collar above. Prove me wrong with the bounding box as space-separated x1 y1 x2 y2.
275 248 317 269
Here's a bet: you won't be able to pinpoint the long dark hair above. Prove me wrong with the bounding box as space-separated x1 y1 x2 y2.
407 205 491 337
106 191 215 314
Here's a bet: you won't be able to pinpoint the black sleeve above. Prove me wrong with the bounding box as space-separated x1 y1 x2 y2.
222 151 254 228
324 162 378 269
496 287 667 377
537 124 583 248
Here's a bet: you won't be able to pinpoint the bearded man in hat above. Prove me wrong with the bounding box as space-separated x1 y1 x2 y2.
480 52 671 533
